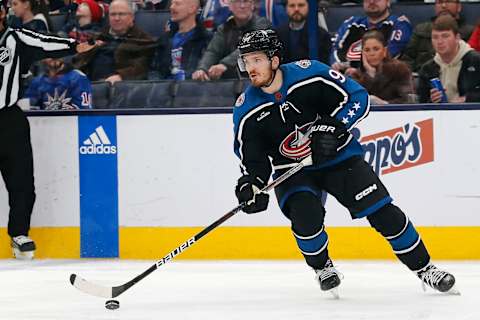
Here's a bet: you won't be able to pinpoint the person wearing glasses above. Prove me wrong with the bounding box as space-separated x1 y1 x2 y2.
401 0 474 72
192 0 271 80
73 0 155 84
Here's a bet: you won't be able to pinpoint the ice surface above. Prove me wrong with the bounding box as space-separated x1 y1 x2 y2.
0 260 477 320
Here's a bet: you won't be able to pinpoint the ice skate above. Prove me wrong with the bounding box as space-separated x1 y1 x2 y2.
315 259 343 299
416 264 459 295
11 236 36 260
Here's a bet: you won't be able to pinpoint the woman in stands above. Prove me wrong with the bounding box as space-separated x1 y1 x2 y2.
10 0 52 33
346 30 414 104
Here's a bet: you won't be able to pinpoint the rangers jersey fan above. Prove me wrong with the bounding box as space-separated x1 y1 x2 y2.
330 15 412 65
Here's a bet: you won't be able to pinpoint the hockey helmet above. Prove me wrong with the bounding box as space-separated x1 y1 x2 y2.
237 29 283 72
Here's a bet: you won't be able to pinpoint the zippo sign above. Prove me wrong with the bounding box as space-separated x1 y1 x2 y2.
357 118 434 175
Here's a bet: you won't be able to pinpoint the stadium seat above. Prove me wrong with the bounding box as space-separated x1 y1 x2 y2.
91 81 111 109
50 13 68 34
109 80 174 108
134 10 170 40
172 80 244 108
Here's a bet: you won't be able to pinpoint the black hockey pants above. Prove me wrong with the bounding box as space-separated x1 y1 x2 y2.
0 105 36 237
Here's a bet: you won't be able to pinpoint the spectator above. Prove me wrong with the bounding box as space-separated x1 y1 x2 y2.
73 0 156 83
192 0 271 80
10 0 52 33
275 0 331 64
418 15 480 103
330 0 412 72
254 0 287 28
201 0 231 32
23 58 93 109
468 23 480 52
150 0 212 80
347 30 413 104
60 0 103 43
401 0 474 73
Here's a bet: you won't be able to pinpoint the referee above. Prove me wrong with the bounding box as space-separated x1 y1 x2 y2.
0 0 95 259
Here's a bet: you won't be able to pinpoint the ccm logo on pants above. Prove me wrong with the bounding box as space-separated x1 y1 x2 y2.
355 184 377 201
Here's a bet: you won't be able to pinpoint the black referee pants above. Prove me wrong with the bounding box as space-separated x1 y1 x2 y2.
0 105 36 237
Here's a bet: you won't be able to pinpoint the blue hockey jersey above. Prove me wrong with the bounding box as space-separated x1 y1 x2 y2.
233 60 370 182
24 69 93 110
330 14 412 65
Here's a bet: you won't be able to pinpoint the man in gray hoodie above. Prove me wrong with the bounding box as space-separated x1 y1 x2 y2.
418 14 480 103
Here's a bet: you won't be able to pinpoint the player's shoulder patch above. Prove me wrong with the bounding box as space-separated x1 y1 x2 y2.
235 92 245 107
295 60 311 69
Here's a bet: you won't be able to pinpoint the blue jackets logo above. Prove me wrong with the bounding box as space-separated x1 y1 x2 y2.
79 126 117 155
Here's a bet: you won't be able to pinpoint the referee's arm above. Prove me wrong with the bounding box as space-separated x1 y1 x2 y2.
14 28 95 61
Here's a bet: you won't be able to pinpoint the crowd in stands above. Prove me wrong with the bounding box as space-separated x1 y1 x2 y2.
4 0 479 109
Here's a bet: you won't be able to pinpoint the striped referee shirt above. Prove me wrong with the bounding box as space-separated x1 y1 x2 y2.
0 27 77 109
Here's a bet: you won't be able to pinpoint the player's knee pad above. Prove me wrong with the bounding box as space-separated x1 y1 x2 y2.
367 204 421 255
282 191 326 235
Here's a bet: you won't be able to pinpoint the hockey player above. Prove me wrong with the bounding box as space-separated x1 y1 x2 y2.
0 0 96 259
233 29 457 296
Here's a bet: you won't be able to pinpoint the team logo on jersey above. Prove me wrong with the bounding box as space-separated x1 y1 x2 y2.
346 39 362 61
295 60 311 69
0 47 12 66
44 89 77 110
235 93 245 107
358 119 434 175
279 121 315 160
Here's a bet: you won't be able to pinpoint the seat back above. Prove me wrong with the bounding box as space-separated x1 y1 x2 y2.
173 80 241 108
50 13 68 33
91 81 111 109
134 10 170 39
110 80 173 108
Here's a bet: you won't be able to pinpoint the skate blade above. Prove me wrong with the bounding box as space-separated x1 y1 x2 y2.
445 285 461 296
327 287 340 299
12 248 34 260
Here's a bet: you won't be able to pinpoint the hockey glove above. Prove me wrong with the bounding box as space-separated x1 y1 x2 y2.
235 175 269 214
310 116 348 166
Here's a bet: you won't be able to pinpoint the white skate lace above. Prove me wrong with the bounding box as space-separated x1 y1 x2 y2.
419 266 447 291
12 235 33 246
315 265 343 283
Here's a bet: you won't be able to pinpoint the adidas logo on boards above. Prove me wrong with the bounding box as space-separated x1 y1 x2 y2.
79 126 117 155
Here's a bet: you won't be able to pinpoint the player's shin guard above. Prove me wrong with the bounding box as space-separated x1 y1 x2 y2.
293 226 330 269
282 192 330 269
367 204 430 271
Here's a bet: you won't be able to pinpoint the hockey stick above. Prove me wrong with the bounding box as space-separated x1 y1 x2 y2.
70 156 312 299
